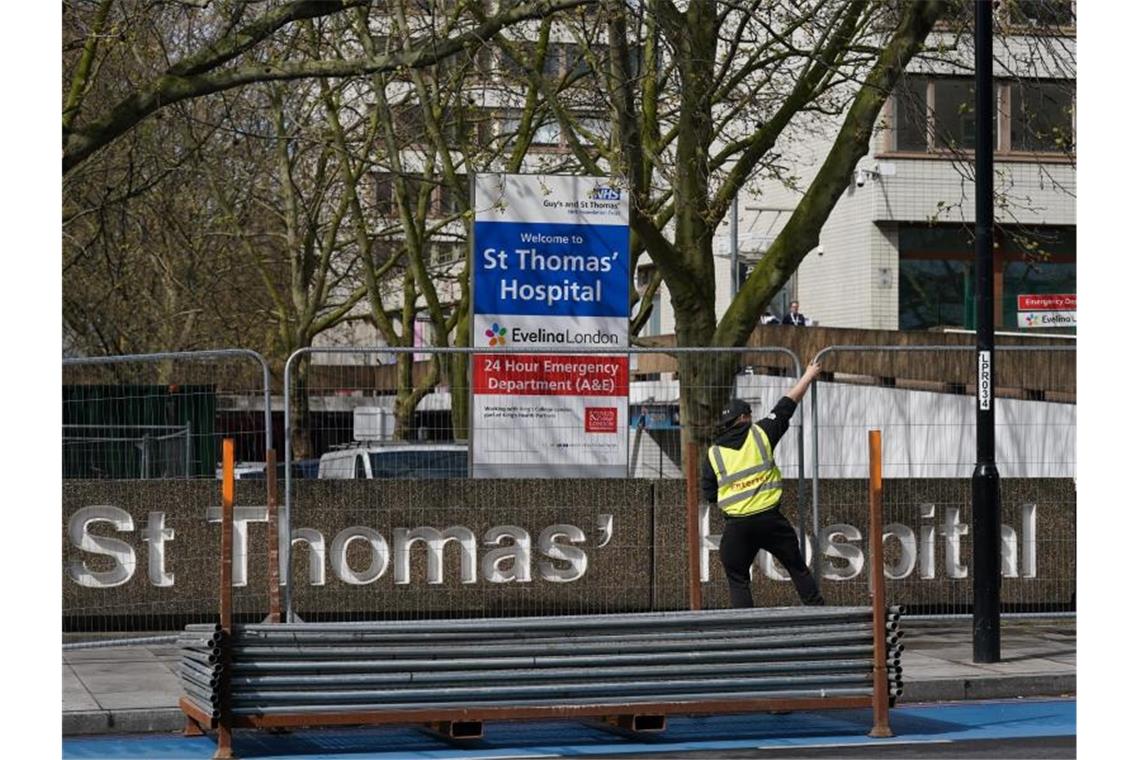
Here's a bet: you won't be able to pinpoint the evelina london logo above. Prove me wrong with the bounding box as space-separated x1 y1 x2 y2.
485 322 507 347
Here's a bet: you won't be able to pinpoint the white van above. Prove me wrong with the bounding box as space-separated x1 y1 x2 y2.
317 443 468 480
317 406 467 479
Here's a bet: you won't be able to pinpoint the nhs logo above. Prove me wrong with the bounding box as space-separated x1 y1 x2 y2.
590 186 622 202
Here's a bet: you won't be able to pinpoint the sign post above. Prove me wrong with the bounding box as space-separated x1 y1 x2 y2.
471 174 630 478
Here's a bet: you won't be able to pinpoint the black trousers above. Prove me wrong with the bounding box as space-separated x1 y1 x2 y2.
719 507 825 608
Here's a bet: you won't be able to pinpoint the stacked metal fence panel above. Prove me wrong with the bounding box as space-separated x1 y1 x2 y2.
178 607 903 719
178 624 226 720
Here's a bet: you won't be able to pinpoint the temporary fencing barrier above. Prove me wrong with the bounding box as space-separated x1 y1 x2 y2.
177 427 900 754
63 342 1076 644
280 345 805 622
63 350 274 642
808 345 1076 614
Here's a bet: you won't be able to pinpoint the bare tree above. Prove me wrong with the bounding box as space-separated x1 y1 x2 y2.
62 0 598 174
535 0 950 447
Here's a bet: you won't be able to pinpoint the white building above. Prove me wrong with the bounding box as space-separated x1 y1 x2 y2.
650 2 1077 335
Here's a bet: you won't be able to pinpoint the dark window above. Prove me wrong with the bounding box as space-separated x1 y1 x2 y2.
893 77 1058 154
1008 0 1073 26
440 106 473 143
541 45 564 78
439 175 468 215
932 79 994 151
894 76 929 151
898 224 1075 330
1010 80 1074 153
354 454 367 479
374 173 394 216
1001 261 1076 330
499 44 538 80
392 103 427 146
898 258 974 331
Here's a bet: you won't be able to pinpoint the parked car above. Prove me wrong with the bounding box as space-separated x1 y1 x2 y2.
317 443 467 480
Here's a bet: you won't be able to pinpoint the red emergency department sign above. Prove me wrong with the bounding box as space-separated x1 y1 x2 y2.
1017 294 1075 311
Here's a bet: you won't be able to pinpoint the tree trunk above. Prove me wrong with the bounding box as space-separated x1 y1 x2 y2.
289 357 313 460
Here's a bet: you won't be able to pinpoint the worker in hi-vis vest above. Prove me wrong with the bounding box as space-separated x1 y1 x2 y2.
700 360 825 608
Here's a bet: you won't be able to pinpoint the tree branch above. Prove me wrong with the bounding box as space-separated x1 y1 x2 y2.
63 0 598 174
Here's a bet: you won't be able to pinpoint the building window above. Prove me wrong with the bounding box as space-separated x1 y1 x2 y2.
439 175 468 216
899 258 974 331
897 224 1075 331
1005 0 1073 28
1009 80 1074 152
429 242 466 267
890 76 1072 155
931 79 984 151
373 173 469 220
497 112 605 152
894 77 930 151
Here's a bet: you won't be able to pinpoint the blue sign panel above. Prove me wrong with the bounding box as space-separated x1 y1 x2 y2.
474 221 630 318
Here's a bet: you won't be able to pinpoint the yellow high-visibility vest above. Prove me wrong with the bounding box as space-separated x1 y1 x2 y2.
707 424 783 516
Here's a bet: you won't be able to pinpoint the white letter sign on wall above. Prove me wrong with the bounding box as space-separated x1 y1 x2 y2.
68 506 136 588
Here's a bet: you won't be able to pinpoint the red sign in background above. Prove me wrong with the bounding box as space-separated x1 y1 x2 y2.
1018 294 1075 311
584 407 618 433
474 354 629 397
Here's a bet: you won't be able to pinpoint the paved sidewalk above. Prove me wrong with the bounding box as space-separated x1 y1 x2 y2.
62 616 1076 737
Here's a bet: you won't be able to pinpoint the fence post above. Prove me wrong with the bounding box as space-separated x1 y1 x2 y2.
867 430 892 738
215 439 235 759
266 448 281 623
685 440 703 611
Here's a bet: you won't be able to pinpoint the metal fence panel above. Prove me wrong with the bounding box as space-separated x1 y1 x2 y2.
807 345 1075 615
61 342 1077 637
62 350 273 643
280 346 803 621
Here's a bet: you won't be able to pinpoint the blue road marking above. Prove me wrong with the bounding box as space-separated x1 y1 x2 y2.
63 698 1075 759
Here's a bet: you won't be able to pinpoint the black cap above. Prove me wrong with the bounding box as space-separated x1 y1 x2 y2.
718 398 751 428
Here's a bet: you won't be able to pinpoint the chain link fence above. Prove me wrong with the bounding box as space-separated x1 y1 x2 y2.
62 350 275 644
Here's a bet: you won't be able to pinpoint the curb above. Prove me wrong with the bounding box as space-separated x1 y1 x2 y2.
63 708 186 737
897 674 1076 704
62 677 1077 737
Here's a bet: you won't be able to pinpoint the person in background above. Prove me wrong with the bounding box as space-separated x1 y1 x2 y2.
701 361 825 607
782 301 809 326
760 309 781 325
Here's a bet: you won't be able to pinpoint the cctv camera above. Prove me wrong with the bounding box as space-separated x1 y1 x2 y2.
855 170 866 188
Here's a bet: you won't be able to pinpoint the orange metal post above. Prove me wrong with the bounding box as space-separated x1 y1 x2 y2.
867 430 893 738
215 439 235 759
684 441 703 611
265 448 281 623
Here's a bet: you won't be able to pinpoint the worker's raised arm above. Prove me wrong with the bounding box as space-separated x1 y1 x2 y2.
784 359 823 404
